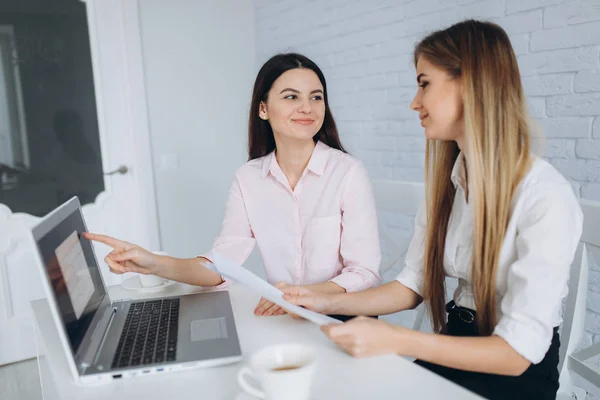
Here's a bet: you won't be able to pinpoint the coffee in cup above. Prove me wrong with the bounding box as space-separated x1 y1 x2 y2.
237 343 315 400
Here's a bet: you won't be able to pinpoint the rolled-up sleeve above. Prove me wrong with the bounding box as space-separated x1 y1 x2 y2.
199 176 256 288
395 202 426 297
493 182 583 364
330 162 381 292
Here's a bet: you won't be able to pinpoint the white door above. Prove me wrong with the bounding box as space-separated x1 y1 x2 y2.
0 0 159 365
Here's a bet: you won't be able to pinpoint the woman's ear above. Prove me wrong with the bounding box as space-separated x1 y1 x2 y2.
259 102 268 120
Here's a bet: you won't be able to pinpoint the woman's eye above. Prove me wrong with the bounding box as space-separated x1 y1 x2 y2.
312 95 323 101
285 94 297 100
419 82 429 89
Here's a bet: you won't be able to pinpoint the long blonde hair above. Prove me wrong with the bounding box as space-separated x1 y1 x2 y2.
415 20 532 335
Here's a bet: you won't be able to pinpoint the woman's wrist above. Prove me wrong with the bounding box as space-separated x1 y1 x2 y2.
393 327 427 358
328 293 346 314
154 255 186 282
303 281 346 294
152 254 171 278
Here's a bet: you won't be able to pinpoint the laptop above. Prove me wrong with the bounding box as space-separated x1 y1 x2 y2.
29 197 242 385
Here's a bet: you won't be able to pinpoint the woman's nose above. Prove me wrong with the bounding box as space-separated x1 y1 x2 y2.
410 91 422 111
298 99 312 113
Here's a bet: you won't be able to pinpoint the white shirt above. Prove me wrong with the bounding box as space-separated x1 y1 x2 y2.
396 152 583 364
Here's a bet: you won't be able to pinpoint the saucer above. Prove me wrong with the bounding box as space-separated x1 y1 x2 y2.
121 275 176 292
234 393 258 400
234 392 314 400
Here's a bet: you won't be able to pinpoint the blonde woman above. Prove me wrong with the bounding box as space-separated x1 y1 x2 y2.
283 20 583 399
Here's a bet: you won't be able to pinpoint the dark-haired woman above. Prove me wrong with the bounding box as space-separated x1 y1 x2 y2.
86 53 381 319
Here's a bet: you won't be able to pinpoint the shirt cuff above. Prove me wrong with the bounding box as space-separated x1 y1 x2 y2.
395 266 423 297
329 271 377 293
493 317 552 364
197 253 231 289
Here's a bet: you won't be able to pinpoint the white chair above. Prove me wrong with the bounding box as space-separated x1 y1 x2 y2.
557 198 600 400
372 179 428 331
372 180 424 274
373 178 597 399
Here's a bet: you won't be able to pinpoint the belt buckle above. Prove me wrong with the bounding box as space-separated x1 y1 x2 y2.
458 308 475 324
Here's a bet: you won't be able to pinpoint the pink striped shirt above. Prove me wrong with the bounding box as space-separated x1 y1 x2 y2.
203 141 381 292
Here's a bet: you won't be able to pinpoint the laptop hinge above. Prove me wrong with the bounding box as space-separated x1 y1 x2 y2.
79 306 117 372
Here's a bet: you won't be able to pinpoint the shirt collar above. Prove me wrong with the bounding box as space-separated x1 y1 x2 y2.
451 151 467 191
260 141 330 179
305 141 329 176
260 150 277 179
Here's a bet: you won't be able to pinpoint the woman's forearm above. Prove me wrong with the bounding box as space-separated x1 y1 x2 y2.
329 280 422 316
401 330 531 376
304 281 347 294
158 256 224 286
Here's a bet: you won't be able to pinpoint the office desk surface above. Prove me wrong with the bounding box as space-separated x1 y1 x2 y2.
31 282 483 400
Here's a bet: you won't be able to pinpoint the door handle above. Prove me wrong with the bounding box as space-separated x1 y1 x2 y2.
104 165 129 176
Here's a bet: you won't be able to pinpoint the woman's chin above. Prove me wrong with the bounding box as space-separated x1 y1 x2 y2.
424 128 436 140
424 129 453 142
283 131 319 142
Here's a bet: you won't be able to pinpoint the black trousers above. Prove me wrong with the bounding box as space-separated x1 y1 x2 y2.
415 302 560 400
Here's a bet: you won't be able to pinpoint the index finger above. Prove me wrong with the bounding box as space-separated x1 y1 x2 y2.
83 232 130 251
256 297 270 309
255 297 273 315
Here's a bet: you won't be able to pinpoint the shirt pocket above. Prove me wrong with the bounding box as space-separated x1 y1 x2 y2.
302 215 342 272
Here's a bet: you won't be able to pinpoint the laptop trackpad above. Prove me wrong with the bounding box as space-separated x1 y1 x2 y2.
191 318 228 341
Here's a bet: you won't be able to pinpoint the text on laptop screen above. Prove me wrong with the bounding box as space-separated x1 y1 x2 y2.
35 208 106 355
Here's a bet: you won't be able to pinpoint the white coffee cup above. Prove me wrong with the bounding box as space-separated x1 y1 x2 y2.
237 343 316 400
138 251 168 288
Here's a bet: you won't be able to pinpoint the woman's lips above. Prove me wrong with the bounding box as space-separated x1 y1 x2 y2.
293 119 314 125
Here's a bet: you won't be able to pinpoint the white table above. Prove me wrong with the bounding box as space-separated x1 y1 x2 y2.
32 283 483 400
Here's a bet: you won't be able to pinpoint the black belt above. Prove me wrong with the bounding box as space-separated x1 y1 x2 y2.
446 300 476 324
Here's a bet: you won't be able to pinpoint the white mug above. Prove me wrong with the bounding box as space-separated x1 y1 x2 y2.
237 343 316 400
138 250 168 288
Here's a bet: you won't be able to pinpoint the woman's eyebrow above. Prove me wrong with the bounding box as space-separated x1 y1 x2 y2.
279 88 324 94
279 88 299 94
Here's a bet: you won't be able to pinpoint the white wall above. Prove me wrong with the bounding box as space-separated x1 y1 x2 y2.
254 0 600 396
139 0 256 259
255 0 600 195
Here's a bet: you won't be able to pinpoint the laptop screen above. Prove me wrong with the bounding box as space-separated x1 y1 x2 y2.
33 199 107 355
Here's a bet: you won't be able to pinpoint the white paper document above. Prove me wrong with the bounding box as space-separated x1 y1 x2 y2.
210 252 342 326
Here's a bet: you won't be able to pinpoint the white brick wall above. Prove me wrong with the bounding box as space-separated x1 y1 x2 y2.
255 0 600 395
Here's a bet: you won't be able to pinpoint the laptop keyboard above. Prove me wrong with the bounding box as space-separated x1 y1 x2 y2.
112 298 180 368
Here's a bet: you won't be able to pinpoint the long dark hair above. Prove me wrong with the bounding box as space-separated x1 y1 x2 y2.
248 53 346 160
